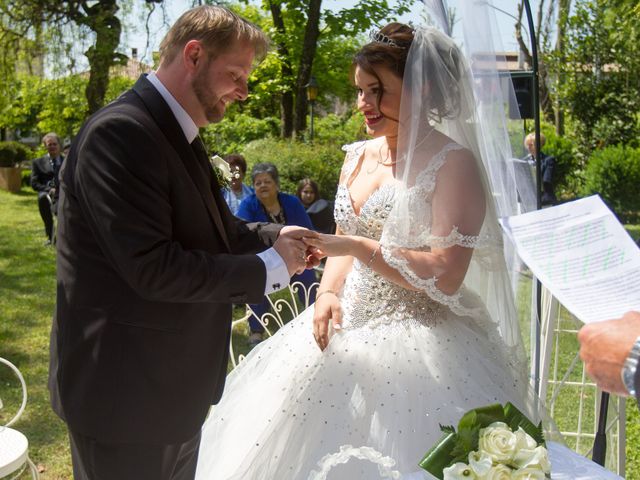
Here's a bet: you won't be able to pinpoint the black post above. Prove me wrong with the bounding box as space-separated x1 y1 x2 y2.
592 392 610 466
522 0 543 398
309 101 315 142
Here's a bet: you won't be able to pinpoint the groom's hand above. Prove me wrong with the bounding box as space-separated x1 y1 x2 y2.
274 226 319 276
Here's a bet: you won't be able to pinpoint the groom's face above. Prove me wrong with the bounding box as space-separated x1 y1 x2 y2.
192 40 255 124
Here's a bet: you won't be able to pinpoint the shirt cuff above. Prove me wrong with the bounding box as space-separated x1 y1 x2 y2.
256 248 290 295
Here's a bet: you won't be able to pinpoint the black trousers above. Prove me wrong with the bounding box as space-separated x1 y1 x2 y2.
69 429 201 480
37 191 54 240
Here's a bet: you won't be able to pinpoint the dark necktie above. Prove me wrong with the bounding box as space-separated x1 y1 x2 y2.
192 137 225 189
190 137 231 250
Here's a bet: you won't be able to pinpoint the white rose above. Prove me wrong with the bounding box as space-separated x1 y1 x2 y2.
511 466 547 479
514 428 537 451
478 463 512 480
444 462 478 479
512 446 550 473
210 155 232 181
468 450 492 477
478 422 517 463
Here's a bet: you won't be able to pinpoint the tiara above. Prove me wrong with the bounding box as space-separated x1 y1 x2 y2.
369 30 400 48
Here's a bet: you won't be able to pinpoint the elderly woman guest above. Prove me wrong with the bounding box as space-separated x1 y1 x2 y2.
237 163 318 345
296 178 336 234
221 153 253 215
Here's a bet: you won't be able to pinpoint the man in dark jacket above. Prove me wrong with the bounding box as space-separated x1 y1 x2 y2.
31 132 64 244
49 6 318 479
524 132 557 206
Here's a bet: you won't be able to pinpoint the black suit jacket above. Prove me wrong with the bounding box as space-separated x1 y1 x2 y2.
525 151 557 206
31 154 64 194
49 75 281 444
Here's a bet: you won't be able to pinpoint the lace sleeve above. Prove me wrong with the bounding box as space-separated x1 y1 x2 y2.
380 145 489 314
424 144 486 249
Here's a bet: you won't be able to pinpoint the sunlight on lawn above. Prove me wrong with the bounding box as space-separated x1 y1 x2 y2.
1 188 638 478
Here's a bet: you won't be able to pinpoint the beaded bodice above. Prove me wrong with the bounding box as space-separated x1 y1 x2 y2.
333 149 444 330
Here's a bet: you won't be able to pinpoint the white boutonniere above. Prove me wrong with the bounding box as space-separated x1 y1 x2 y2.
210 155 232 180
210 155 232 188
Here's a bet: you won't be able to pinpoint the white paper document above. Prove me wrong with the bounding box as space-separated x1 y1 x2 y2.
499 195 640 324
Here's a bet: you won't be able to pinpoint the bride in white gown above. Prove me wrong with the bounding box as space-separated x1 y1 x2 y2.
195 11 537 480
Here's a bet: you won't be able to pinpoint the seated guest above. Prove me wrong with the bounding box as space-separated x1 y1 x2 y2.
297 178 335 234
237 163 318 346
31 132 64 245
221 153 253 215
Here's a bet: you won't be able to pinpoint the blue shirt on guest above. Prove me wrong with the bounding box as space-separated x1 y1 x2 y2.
222 184 254 216
237 192 314 230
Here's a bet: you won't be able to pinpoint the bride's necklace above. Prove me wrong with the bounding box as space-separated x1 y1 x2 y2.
367 128 435 174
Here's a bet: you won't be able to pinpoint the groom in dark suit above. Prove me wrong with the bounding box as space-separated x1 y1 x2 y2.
49 6 318 479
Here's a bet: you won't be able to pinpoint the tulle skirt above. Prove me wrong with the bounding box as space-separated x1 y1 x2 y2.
194 301 530 480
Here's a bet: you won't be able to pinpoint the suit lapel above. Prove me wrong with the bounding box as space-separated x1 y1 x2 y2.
131 75 231 252
40 155 54 174
190 137 232 251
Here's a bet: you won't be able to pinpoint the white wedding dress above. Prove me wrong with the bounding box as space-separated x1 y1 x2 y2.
194 142 530 480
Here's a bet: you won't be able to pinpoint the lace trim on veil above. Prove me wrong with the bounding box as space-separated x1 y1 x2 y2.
381 245 481 317
425 226 485 249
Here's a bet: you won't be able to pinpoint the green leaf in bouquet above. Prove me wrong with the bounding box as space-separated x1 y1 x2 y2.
503 402 546 445
450 424 480 462
440 424 456 435
419 432 457 480
457 403 505 432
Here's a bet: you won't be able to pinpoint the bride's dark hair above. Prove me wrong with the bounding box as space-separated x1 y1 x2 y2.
353 22 464 123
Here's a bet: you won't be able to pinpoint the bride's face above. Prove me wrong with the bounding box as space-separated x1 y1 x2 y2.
354 65 402 139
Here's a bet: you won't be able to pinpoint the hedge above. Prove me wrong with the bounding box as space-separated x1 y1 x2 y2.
581 145 640 222
240 138 347 201
0 141 32 168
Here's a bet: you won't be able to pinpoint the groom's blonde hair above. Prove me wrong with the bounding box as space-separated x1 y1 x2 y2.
159 5 268 65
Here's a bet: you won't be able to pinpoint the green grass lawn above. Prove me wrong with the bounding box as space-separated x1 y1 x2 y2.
1 188 638 478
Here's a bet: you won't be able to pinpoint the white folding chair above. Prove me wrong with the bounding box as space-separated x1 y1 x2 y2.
229 280 319 369
0 357 39 479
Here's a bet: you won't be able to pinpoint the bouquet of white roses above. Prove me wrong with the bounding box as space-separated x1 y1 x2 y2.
419 403 550 479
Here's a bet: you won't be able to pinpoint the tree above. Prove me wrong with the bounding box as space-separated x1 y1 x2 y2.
0 73 135 140
551 0 640 153
244 0 411 138
0 0 157 116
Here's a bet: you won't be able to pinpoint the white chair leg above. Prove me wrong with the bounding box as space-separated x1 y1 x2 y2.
27 456 39 479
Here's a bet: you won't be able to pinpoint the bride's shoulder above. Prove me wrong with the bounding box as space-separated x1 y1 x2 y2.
339 140 368 180
341 140 368 156
439 143 476 166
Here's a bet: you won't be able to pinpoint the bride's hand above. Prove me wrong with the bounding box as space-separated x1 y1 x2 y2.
313 291 342 351
304 234 354 258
